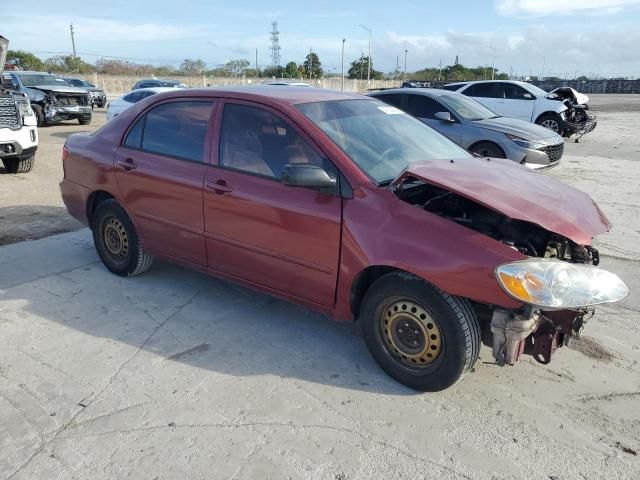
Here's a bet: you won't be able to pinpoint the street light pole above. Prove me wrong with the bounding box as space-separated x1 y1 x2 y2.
404 49 408 80
359 24 371 82
341 38 346 91
490 46 496 80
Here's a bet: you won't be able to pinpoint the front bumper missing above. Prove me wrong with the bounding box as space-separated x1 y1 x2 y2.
490 307 591 365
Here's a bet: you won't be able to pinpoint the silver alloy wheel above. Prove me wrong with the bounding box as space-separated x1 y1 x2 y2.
541 119 560 132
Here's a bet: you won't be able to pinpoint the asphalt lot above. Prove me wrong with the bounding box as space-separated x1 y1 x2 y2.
1 96 639 479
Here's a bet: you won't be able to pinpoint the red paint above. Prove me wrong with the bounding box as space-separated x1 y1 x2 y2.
60 87 610 321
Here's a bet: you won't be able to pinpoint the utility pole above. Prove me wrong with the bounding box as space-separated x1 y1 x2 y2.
341 38 346 91
360 52 364 81
395 55 399 79
490 46 496 80
309 48 313 80
438 59 442 82
255 48 258 77
359 25 371 82
403 49 407 80
69 23 77 57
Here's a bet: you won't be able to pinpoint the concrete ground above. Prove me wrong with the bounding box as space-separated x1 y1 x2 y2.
0 96 639 479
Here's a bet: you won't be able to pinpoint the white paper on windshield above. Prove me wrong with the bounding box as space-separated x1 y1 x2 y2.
377 106 404 115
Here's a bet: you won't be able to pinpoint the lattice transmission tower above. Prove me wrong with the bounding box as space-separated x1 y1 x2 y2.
270 21 281 67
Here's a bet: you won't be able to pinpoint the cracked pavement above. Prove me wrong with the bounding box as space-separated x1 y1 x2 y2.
0 96 639 479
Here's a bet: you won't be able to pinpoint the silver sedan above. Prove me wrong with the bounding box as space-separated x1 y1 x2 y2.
369 88 565 169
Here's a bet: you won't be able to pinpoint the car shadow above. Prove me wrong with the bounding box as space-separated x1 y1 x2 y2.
49 130 93 139
0 205 82 246
1 233 414 396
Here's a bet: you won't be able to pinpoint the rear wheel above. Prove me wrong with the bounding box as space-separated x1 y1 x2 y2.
360 272 480 391
92 199 153 276
536 112 565 136
78 116 92 125
469 141 506 158
2 155 34 173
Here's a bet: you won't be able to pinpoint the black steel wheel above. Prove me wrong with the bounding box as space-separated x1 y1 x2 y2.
92 199 153 276
360 272 480 391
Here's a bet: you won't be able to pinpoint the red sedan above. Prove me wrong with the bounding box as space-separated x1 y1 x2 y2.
60 87 627 391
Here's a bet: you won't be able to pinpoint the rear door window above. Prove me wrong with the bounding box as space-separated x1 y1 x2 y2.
463 83 498 98
375 93 404 108
122 101 214 162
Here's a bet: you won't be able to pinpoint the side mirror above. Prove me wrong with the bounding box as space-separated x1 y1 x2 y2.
434 111 454 123
282 164 337 190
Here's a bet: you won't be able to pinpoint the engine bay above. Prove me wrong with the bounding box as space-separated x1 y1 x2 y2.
395 179 599 265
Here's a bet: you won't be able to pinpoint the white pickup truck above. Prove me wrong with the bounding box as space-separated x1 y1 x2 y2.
0 35 38 173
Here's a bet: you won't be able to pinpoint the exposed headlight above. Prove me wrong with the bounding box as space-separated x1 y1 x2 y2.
496 259 628 308
16 100 34 117
505 133 545 150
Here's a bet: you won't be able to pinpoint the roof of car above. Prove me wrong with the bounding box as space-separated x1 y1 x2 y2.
135 78 183 84
445 80 531 87
369 87 454 98
148 85 365 106
10 71 57 76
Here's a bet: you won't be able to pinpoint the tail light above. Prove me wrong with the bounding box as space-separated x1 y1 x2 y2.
62 144 69 161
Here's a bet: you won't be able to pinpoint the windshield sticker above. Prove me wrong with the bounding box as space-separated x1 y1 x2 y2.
377 106 404 115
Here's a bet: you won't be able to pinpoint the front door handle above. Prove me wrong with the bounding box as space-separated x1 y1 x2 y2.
117 158 137 171
206 179 233 195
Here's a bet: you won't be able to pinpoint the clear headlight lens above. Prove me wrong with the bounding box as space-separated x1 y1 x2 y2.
16 100 34 117
496 260 628 308
505 133 545 150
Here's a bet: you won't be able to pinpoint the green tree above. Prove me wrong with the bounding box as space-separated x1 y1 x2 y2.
302 53 323 79
347 56 383 80
262 65 284 78
222 59 250 77
6 50 44 71
284 61 299 78
180 58 206 75
44 55 93 73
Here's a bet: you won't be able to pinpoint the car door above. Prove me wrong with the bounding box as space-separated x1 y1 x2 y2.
405 94 463 143
461 82 500 113
113 99 215 266
495 83 536 122
203 100 342 307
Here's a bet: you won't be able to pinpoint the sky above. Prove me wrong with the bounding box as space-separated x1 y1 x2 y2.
3 0 640 78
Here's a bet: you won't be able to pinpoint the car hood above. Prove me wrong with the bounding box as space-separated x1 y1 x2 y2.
472 117 561 143
390 156 610 245
29 85 89 94
84 87 104 93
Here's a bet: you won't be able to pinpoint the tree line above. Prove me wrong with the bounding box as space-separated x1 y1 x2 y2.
5 49 509 81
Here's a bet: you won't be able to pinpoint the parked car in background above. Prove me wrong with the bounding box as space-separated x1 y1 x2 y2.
64 78 107 107
132 79 188 90
266 81 312 87
106 87 176 120
444 80 568 135
369 88 564 169
1 71 91 126
60 86 627 391
0 35 38 173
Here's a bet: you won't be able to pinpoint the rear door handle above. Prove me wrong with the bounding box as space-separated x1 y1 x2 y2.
117 158 137 171
206 179 233 195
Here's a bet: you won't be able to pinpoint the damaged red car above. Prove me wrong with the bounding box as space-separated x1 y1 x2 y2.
60 87 628 391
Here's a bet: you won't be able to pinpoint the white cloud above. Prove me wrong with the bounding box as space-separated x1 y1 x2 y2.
495 0 640 16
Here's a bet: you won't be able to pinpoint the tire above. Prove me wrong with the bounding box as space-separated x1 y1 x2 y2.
78 117 92 125
31 104 46 127
360 272 480 391
2 155 34 173
536 112 565 136
469 141 506 159
91 199 154 276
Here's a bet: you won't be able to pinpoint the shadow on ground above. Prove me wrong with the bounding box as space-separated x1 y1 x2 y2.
1 231 414 395
0 205 82 246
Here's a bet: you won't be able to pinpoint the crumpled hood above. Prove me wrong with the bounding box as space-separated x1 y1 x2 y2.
548 87 590 105
391 156 611 245
29 85 89 95
473 116 562 143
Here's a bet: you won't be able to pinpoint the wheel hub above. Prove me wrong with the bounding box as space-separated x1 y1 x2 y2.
103 217 129 259
541 119 559 132
381 300 442 367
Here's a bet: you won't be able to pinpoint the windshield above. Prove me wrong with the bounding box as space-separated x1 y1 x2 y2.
438 93 499 121
297 99 472 184
19 74 71 87
523 83 548 96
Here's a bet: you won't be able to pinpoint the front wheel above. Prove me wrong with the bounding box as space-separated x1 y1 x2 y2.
78 116 92 125
92 199 154 276
469 141 506 159
360 272 480 391
2 155 34 173
536 112 565 136
31 104 46 127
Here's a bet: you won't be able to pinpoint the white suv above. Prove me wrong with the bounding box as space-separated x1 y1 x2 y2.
444 80 567 135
